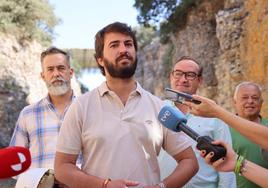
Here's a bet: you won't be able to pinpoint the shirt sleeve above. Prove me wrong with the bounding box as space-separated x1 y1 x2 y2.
214 119 237 188
9 109 29 148
57 99 83 155
162 126 193 157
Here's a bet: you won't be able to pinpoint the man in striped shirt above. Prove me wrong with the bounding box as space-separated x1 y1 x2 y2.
10 47 74 169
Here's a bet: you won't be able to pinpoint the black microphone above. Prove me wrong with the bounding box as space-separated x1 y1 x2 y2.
165 88 201 104
158 105 226 162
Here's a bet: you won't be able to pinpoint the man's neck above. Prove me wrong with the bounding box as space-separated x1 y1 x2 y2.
106 77 136 105
175 102 189 114
248 116 261 123
243 115 261 123
49 89 73 115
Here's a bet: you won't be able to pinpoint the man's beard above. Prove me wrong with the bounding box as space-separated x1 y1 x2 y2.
103 52 137 78
45 77 70 96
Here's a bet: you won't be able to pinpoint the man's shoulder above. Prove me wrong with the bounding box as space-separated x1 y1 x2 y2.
20 98 47 115
74 88 100 104
261 117 268 126
140 88 164 106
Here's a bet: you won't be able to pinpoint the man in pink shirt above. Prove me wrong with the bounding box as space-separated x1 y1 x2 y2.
54 22 198 188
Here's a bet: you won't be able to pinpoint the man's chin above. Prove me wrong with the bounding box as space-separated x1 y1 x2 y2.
47 86 70 96
174 87 191 94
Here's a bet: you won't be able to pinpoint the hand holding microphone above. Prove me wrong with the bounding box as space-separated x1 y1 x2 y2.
158 105 226 162
0 146 31 179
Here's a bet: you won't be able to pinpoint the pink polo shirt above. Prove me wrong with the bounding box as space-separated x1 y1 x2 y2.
57 82 192 187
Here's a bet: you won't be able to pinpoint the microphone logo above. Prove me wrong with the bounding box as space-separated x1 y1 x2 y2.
160 110 171 122
11 152 27 171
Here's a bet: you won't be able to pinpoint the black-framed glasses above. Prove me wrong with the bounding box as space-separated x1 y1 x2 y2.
171 70 200 80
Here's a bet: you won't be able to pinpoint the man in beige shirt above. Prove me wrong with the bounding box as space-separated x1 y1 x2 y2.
54 22 198 188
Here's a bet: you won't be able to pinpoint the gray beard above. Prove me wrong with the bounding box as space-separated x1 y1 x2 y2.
46 81 70 96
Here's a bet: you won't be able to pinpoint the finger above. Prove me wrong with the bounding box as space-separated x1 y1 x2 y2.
125 180 139 186
211 140 225 146
199 150 206 157
182 101 193 107
212 157 225 168
204 152 214 164
192 94 213 103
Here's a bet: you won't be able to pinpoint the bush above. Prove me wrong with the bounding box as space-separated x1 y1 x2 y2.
0 0 59 45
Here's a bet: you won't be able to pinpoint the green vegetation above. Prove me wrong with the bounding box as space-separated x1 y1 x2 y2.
65 48 97 76
0 0 59 45
134 0 202 43
134 26 158 49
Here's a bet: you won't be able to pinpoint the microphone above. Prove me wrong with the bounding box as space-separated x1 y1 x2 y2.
0 146 31 179
158 105 226 162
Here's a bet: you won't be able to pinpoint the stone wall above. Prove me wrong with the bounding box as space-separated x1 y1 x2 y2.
137 0 268 117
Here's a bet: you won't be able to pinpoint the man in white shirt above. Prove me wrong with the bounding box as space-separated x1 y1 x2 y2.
159 56 236 188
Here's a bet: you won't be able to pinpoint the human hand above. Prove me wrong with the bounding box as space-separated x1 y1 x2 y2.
183 95 219 118
54 178 67 188
200 140 237 172
107 179 139 188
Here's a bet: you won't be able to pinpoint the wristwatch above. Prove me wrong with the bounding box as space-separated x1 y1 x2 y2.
158 182 166 188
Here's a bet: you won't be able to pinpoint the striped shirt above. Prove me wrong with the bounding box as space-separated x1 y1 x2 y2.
10 94 75 169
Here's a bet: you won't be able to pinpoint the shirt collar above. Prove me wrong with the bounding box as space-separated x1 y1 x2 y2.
98 81 142 97
45 90 76 106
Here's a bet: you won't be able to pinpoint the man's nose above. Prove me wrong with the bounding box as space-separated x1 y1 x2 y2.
118 43 128 53
52 69 61 77
246 97 254 103
179 73 188 81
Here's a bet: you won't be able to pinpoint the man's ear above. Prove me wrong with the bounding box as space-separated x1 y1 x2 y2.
97 57 104 67
198 76 203 86
69 68 74 78
233 97 237 105
40 72 45 81
169 72 172 81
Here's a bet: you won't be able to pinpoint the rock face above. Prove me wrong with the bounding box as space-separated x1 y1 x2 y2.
137 0 268 117
1 0 268 148
0 34 81 147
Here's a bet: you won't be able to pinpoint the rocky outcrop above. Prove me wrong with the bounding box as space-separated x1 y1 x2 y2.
137 0 268 117
136 38 170 98
0 34 81 147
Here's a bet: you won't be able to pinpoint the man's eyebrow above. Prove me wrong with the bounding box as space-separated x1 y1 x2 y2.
108 40 120 46
46 65 66 69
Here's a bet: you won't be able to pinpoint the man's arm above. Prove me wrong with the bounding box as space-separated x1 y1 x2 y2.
9 112 29 147
54 152 140 188
162 147 198 188
54 152 103 188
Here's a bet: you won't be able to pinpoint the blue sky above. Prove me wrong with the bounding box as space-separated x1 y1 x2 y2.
49 0 139 49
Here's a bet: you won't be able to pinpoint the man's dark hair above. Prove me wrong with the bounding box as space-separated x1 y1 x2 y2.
94 22 138 75
175 56 203 76
41 46 70 66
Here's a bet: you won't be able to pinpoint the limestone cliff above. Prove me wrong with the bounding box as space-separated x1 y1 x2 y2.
137 0 268 117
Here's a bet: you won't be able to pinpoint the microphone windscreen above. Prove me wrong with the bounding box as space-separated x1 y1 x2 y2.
0 146 31 179
158 105 187 132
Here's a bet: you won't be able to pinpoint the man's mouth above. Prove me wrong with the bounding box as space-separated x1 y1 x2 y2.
244 106 256 111
52 80 63 85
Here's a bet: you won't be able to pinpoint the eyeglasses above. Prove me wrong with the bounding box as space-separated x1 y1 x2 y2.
171 70 200 80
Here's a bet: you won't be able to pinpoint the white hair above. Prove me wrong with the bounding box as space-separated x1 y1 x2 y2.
233 81 263 100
